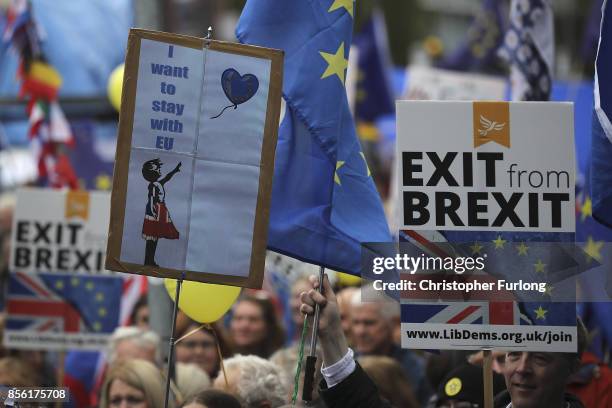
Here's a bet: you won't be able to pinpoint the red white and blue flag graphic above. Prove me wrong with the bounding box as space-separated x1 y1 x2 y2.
5 272 123 349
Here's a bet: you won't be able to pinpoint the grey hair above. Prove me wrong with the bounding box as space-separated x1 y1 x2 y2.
350 283 400 321
223 354 287 408
106 326 161 365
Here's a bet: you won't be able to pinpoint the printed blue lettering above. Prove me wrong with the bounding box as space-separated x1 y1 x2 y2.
150 63 189 78
150 118 183 133
155 136 174 150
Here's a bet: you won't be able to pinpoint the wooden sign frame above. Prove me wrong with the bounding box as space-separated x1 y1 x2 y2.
106 28 283 288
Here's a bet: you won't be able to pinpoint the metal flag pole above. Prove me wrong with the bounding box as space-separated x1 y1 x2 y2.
163 271 184 408
302 265 326 402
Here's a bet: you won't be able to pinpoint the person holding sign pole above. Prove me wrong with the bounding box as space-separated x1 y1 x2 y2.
299 274 392 408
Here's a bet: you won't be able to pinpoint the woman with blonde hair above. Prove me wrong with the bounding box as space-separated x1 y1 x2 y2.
100 359 181 408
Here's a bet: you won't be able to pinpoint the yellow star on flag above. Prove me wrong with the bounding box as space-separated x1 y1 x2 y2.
320 42 349 85
93 322 102 332
55 280 65 290
470 242 483 255
98 307 107 317
334 161 345 185
359 152 371 177
581 197 592 221
492 235 506 249
516 242 529 256
71 277 80 287
96 174 112 191
86 281 95 291
534 259 546 274
534 305 548 320
543 284 554 296
583 236 603 263
95 293 105 302
328 0 354 17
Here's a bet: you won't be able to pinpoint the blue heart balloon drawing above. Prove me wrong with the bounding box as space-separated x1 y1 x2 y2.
210 68 259 119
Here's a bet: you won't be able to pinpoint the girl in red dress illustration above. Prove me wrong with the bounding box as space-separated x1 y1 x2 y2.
141 158 181 266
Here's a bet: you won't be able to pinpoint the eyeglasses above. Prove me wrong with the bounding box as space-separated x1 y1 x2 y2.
179 340 216 349
109 395 145 406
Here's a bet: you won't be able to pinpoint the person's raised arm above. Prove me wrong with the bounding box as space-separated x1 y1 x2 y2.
300 274 349 367
300 276 392 408
160 162 181 185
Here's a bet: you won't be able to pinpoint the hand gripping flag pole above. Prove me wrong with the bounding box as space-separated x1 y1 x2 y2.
302 265 325 402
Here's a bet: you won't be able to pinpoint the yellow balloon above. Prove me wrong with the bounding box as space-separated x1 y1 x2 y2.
164 279 241 323
107 64 124 111
337 272 361 287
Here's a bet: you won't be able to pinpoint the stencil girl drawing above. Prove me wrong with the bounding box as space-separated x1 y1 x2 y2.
141 158 181 266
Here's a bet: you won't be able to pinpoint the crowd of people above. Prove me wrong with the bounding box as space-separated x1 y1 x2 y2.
0 267 609 407
0 193 610 407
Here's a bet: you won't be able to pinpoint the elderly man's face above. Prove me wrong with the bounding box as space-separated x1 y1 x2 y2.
351 303 392 354
115 339 156 364
336 288 356 340
503 351 573 408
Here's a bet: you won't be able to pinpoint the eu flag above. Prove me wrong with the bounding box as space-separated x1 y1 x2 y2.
437 0 504 72
237 0 392 275
593 0 612 227
353 10 394 126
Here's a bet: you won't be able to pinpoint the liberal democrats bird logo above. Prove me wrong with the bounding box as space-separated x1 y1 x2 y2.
478 115 506 137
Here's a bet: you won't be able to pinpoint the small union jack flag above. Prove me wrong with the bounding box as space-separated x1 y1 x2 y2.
6 272 122 334
401 301 525 326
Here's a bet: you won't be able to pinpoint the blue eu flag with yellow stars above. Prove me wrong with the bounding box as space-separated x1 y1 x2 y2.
41 275 121 333
237 0 392 275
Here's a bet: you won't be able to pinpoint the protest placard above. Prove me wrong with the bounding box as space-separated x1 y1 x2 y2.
106 29 283 289
402 66 506 101
397 101 577 352
6 188 122 350
388 66 507 234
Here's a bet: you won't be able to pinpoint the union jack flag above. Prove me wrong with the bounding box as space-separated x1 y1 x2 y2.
63 274 147 408
6 272 122 335
399 229 577 336
401 302 523 326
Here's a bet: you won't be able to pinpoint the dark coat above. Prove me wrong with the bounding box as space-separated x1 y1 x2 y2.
319 363 393 408
493 389 586 408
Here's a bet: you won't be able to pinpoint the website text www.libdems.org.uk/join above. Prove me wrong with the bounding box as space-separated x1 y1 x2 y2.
403 327 573 345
